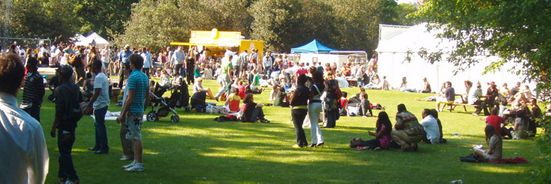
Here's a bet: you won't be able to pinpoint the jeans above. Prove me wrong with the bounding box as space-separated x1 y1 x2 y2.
58 129 78 181
308 102 324 144
94 106 109 152
264 66 271 76
292 109 308 146
324 109 338 128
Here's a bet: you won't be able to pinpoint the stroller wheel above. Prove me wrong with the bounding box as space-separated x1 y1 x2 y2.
147 112 157 122
171 114 180 123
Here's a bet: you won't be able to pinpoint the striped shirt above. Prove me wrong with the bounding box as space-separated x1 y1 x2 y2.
22 72 45 105
126 69 149 113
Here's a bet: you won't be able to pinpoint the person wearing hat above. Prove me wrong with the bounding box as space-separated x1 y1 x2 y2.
21 57 45 122
50 65 83 184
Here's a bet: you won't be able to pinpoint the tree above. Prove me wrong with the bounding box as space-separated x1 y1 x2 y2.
381 0 420 26
249 0 304 51
327 0 380 51
9 0 80 41
74 0 139 39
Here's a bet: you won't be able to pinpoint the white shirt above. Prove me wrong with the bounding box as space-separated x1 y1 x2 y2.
0 92 48 184
468 87 483 105
93 73 110 109
421 115 440 144
141 52 152 69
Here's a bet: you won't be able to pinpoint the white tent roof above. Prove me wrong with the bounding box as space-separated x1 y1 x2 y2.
75 32 110 47
376 23 455 53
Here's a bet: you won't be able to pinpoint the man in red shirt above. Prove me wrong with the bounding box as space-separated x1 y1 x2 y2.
485 107 503 134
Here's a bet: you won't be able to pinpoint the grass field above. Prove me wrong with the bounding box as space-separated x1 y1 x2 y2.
35 79 537 183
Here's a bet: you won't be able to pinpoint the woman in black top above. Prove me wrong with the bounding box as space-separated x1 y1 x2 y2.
240 93 269 123
323 79 340 128
290 74 310 148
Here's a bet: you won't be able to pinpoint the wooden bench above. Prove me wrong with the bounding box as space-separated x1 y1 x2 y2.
440 95 483 112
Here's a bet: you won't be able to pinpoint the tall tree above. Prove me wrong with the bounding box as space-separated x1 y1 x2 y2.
9 0 80 41
249 0 304 51
74 0 139 39
327 0 380 51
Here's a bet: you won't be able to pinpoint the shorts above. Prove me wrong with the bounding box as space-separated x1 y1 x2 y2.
125 112 144 141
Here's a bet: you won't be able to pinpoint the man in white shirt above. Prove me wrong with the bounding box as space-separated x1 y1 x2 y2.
141 48 152 78
0 53 49 184
171 46 185 77
85 59 111 154
421 109 440 144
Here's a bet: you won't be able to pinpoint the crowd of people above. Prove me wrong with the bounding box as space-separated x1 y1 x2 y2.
1 40 550 184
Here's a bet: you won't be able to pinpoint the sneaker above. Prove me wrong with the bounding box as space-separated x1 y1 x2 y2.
124 163 144 172
122 160 136 169
120 155 132 161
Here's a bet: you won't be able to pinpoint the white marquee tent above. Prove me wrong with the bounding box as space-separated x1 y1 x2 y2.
375 23 532 94
75 32 110 48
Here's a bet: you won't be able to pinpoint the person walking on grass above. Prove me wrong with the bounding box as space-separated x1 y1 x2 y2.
85 59 110 154
51 65 83 184
308 71 325 147
21 57 45 122
0 53 49 184
118 54 149 172
290 74 310 148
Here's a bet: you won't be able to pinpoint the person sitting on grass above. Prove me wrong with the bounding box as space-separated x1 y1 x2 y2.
226 88 241 114
239 93 269 123
193 77 215 100
391 104 424 151
429 109 447 143
473 125 503 162
420 109 440 144
339 92 349 116
350 111 393 150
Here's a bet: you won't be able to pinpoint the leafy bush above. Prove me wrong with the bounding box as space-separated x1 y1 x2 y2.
530 116 551 183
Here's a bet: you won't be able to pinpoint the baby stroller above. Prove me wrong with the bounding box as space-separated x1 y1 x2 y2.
147 83 180 123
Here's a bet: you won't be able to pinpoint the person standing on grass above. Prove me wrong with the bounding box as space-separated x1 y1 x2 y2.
118 45 133 88
141 48 152 78
308 71 325 147
118 54 149 172
85 59 110 154
172 46 185 77
51 65 83 184
0 53 49 184
290 74 310 148
21 57 45 122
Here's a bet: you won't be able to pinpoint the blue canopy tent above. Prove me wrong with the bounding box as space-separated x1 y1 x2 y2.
291 39 335 53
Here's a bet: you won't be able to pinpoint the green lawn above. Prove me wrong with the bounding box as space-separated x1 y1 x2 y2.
35 79 537 183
